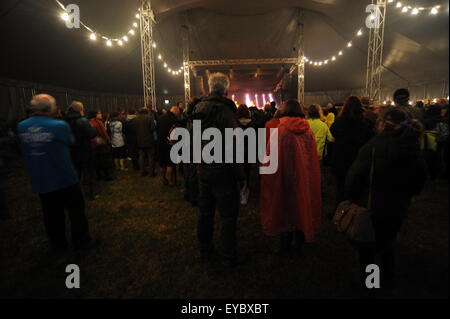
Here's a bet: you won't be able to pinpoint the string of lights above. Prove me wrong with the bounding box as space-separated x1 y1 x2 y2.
303 27 365 67
54 0 447 72
55 0 184 76
303 1 447 67
387 0 444 15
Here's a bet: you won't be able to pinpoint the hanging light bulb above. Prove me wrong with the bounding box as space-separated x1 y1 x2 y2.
338 51 343 56
357 29 363 36
118 40 123 46
152 42 157 48
123 36 129 42
347 41 352 47
396 2 402 8
332 56 336 61
324 60 329 64
402 6 409 13
133 22 138 28
106 40 113 47
136 13 140 19
158 54 162 60
411 8 419 15
129 29 135 35
431 7 439 15
61 12 69 21
89 33 97 41
164 63 168 68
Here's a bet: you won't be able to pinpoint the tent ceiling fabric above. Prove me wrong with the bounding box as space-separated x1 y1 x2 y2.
0 0 448 98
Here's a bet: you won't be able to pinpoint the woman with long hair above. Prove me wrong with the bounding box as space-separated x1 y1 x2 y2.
260 100 322 256
330 96 374 206
346 108 427 289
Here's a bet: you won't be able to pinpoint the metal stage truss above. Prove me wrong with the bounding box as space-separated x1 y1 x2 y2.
181 14 191 105
187 58 299 67
138 2 386 107
297 10 305 104
140 0 156 110
366 0 387 103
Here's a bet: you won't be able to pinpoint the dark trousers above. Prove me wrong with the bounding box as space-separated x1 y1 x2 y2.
197 166 240 261
335 174 347 207
39 184 91 250
353 216 402 289
128 145 140 171
355 240 396 289
139 147 156 176
280 231 305 251
0 187 8 219
74 152 95 199
184 163 199 204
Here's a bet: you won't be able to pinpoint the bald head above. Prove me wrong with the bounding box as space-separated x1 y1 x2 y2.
30 94 57 114
69 101 84 116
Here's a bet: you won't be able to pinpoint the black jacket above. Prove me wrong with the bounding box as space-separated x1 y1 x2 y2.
156 111 178 150
192 94 245 182
345 128 427 219
132 114 156 149
65 108 97 164
330 115 374 178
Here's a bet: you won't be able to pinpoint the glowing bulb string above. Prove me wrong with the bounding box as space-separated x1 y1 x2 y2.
55 0 184 76
54 0 447 72
303 27 365 67
388 0 444 15
302 1 447 67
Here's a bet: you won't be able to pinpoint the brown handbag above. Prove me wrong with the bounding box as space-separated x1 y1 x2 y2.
333 148 376 244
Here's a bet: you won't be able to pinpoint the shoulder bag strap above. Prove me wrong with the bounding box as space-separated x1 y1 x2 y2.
368 147 376 210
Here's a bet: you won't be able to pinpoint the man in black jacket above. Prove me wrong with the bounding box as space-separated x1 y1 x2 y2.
192 72 246 268
125 108 139 171
65 101 98 200
133 108 157 178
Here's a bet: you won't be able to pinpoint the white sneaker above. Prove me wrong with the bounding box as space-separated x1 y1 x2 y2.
240 188 250 205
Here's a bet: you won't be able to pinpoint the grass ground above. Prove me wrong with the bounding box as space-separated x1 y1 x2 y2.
0 160 448 299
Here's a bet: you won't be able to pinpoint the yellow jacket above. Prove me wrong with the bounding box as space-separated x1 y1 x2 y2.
307 119 335 160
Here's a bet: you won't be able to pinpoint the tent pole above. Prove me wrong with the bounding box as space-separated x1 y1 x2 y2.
297 10 305 104
140 0 156 110
181 16 191 105
366 0 387 103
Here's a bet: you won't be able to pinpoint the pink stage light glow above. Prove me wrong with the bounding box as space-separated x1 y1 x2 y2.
262 94 267 106
245 94 252 107
255 94 259 108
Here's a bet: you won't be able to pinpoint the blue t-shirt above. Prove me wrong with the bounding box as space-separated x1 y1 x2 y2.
17 116 79 194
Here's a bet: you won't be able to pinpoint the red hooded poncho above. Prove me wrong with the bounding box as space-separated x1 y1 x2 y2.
260 117 322 242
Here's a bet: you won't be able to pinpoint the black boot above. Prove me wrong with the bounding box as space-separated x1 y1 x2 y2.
278 232 293 257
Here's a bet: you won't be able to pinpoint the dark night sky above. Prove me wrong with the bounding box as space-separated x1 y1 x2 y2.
1 0 448 96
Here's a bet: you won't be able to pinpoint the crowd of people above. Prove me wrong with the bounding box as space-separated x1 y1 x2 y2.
0 72 449 292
